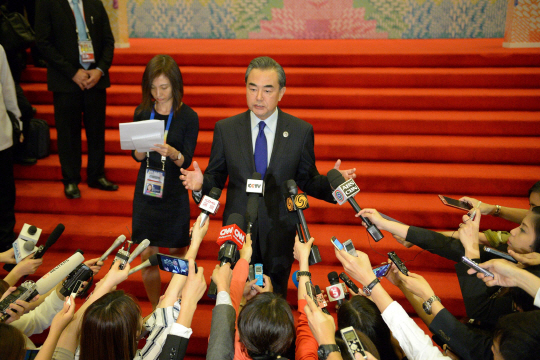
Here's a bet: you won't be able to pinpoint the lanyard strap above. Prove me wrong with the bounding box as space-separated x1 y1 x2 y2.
147 106 174 171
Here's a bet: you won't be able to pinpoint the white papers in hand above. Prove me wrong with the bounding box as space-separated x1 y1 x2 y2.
119 120 164 152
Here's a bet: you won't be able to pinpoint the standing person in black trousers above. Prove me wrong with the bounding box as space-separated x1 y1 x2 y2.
132 55 199 308
35 0 117 199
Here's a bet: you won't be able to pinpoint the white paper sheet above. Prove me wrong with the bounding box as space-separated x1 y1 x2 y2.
119 120 164 152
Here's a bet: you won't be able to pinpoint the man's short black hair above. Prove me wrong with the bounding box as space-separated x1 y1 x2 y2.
245 56 286 89
494 310 540 360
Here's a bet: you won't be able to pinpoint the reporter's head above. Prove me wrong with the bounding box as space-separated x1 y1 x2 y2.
493 310 540 360
507 206 540 254
238 292 295 357
80 291 141 360
0 323 25 360
338 296 400 360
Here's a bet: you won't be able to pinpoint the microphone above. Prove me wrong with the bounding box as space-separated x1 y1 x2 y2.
199 187 222 227
326 271 346 306
13 238 38 263
245 172 263 235
0 251 85 321
327 169 384 242
208 214 246 298
128 254 159 275
282 180 321 265
128 239 150 264
98 235 126 262
33 223 65 259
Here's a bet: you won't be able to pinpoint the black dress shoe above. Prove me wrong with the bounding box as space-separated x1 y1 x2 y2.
64 183 81 199
88 177 119 191
14 156 37 165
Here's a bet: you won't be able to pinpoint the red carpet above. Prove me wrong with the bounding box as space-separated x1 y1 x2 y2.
13 38 540 358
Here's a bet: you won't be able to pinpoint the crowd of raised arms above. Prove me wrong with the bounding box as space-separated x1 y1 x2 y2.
1 180 539 360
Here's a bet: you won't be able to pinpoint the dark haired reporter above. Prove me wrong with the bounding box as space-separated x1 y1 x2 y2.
131 55 199 308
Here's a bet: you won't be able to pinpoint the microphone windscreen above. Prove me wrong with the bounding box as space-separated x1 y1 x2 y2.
327 169 346 189
251 172 262 181
35 252 84 294
246 195 259 224
209 187 222 200
292 270 299 288
44 224 65 250
327 271 340 284
286 179 298 195
226 213 245 233
148 254 159 266
23 240 35 251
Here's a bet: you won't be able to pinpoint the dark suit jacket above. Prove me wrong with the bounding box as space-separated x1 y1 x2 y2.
199 109 335 273
206 304 236 360
429 308 493 360
158 334 190 360
35 0 114 92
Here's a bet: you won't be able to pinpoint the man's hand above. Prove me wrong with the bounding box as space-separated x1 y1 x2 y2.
0 248 16 264
84 69 102 89
212 263 233 294
334 247 376 286
333 159 356 180
304 294 336 345
72 69 89 90
180 161 204 191
84 258 104 275
181 259 206 304
508 250 540 266
239 233 253 263
398 272 436 301
293 235 314 264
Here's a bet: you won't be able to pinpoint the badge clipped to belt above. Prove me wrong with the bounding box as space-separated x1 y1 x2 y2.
143 106 173 198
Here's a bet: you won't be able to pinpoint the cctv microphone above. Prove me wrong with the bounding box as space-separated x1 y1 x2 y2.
128 254 159 275
33 223 65 259
128 239 150 264
208 214 246 298
13 238 38 263
327 271 346 306
245 172 263 234
199 187 222 227
327 169 383 242
98 235 126 262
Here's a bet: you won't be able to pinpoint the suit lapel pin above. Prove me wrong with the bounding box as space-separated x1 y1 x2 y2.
283 131 289 138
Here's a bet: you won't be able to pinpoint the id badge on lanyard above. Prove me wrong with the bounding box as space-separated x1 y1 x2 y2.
79 40 95 64
143 107 173 198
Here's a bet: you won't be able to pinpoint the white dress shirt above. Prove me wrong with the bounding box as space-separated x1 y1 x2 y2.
381 301 450 360
535 287 540 308
250 108 278 167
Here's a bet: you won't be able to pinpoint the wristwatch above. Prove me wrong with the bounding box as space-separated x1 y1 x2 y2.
362 278 380 296
175 151 182 161
317 344 340 360
422 295 441 315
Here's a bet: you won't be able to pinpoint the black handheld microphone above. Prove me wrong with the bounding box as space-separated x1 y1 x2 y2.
327 169 383 242
199 187 222 227
208 213 246 299
327 271 347 307
282 180 322 265
245 172 263 235
339 272 360 294
33 224 65 259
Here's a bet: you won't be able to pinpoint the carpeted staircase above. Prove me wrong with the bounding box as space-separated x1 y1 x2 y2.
13 38 540 358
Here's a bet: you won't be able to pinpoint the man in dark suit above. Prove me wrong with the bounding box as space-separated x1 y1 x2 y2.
35 0 118 199
181 56 356 296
